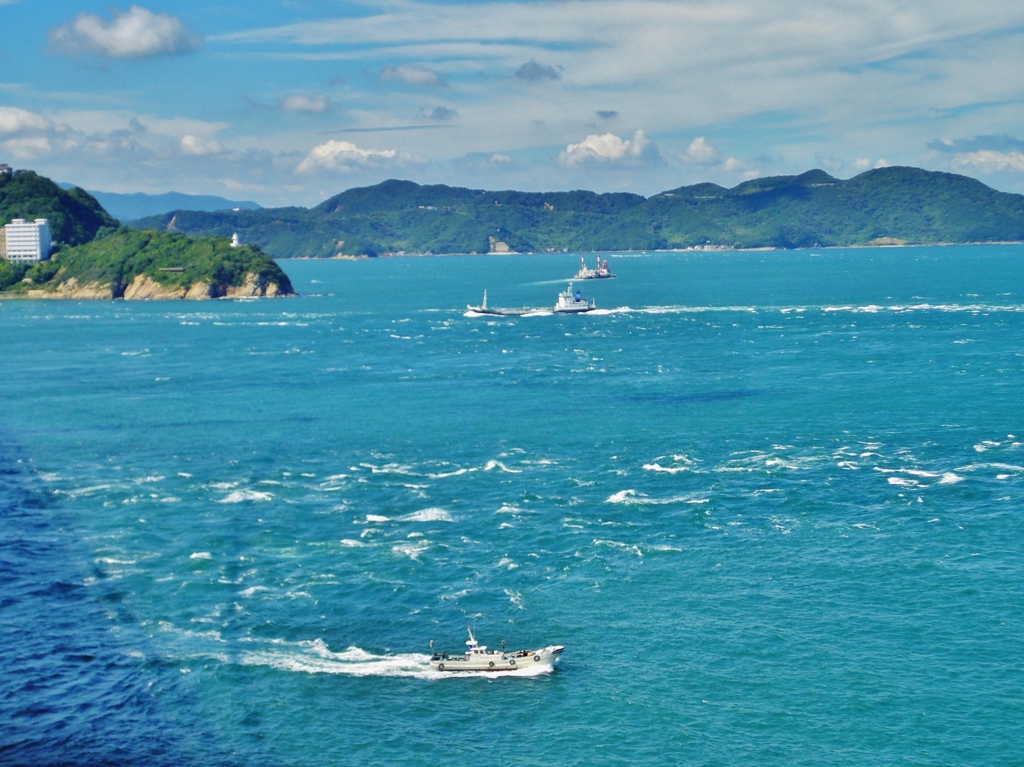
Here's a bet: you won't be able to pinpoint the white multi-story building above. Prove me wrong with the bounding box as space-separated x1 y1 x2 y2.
3 218 52 263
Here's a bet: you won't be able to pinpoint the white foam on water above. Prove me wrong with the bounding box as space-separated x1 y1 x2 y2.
189 552 213 560
239 640 438 678
887 477 918 486
365 514 391 522
404 508 454 522
178 472 193 478
640 305 757 314
393 541 429 560
218 489 274 503
209 481 239 490
484 460 522 473
97 557 137 565
958 462 1024 474
877 468 940 478
606 489 708 505
324 473 349 481
643 462 694 474
495 503 521 514
428 467 474 478
593 539 643 557
61 484 114 498
339 539 365 547
938 472 964 484
360 462 419 476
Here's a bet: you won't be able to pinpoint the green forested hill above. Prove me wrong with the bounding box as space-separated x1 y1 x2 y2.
129 167 1024 257
0 170 118 246
1 228 293 297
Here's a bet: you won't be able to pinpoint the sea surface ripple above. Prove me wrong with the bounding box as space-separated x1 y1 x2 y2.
2 246 1024 765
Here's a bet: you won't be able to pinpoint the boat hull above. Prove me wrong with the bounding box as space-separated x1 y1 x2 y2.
467 305 536 316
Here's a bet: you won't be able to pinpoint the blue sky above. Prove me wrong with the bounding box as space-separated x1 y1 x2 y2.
3 0 1024 206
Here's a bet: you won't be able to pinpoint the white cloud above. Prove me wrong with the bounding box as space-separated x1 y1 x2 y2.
559 130 651 166
951 150 1024 173
179 134 224 156
2 136 53 159
49 5 202 59
680 136 719 164
0 106 52 135
854 157 889 170
378 66 446 88
282 94 328 113
295 140 398 173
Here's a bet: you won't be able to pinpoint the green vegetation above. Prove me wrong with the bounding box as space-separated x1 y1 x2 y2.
0 259 28 291
130 167 1024 256
1 170 118 246
3 228 293 296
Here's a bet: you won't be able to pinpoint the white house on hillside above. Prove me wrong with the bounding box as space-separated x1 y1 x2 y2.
3 218 52 263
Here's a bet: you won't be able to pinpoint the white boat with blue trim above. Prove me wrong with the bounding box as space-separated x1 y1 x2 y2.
553 282 595 313
429 629 565 673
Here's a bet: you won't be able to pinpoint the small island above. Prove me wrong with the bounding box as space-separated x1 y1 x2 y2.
0 228 293 300
0 170 293 300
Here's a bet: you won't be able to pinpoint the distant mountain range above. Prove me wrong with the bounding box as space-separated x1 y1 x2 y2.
128 167 1024 258
57 185 262 222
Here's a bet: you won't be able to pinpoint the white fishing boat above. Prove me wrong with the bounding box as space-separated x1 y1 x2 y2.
553 282 595 313
429 628 565 673
573 254 615 280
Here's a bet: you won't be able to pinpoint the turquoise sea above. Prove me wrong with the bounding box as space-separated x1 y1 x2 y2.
2 246 1024 766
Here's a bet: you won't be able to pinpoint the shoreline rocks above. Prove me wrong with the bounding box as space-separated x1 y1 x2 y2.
4 272 292 300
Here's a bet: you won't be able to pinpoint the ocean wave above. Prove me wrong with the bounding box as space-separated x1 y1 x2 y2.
593 539 643 557
427 467 474 479
218 489 273 503
606 489 709 505
392 541 429 560
359 462 419 476
643 462 698 474
483 460 522 473
365 514 391 523
640 305 758 314
403 508 454 522
822 303 1024 314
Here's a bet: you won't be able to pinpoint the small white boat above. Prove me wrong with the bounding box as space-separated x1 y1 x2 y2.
553 282 595 313
429 628 565 673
